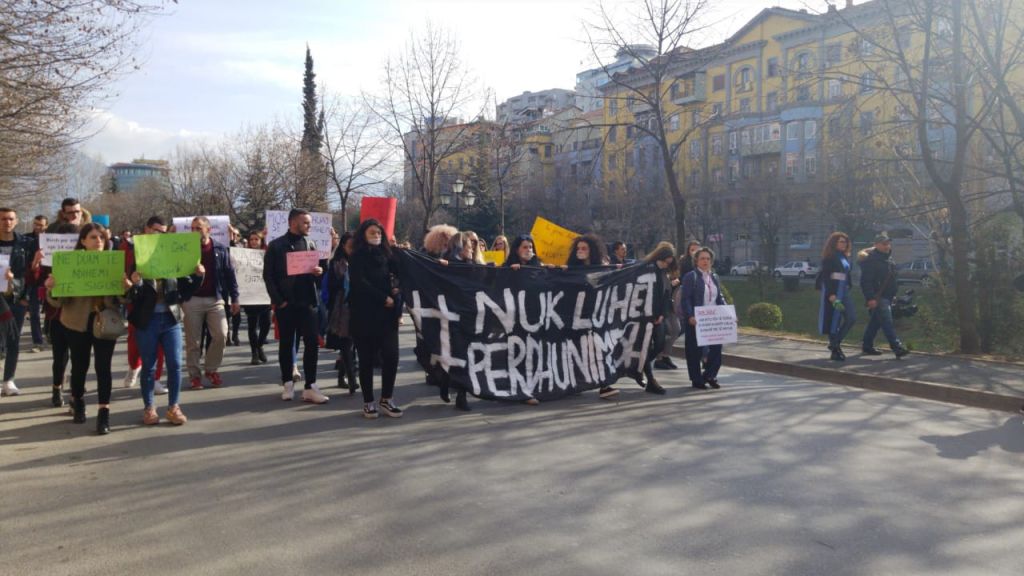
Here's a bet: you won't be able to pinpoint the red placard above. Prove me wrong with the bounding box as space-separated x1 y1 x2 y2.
286 251 321 276
360 197 397 240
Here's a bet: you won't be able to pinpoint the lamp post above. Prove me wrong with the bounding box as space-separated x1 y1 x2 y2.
440 178 476 229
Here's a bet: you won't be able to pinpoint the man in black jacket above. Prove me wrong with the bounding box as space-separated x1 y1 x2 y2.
859 233 909 357
263 209 328 404
0 207 36 397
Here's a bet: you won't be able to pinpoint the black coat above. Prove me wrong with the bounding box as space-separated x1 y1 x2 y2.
817 253 853 299
128 278 185 330
263 232 319 307
859 248 897 301
348 246 400 338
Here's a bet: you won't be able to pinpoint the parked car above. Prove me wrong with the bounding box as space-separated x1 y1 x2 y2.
773 261 819 278
730 260 763 276
897 259 938 287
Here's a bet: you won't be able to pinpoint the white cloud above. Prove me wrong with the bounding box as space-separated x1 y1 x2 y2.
79 109 215 163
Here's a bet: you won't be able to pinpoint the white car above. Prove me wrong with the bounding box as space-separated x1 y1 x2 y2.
730 260 763 276
773 261 818 278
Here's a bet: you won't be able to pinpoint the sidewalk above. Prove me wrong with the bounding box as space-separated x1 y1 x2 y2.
674 332 1024 413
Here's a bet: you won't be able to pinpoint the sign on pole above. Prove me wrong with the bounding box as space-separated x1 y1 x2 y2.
530 216 579 266
38 233 79 266
694 304 738 346
266 210 333 259
133 232 201 279
229 247 270 306
51 251 126 297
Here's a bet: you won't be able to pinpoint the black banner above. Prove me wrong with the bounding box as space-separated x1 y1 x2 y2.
398 250 662 401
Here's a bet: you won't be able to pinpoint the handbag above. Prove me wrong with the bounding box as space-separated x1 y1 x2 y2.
93 304 128 340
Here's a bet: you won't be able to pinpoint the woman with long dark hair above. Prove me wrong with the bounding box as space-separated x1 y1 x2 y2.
44 223 131 434
636 242 676 395
503 234 542 268
566 234 621 399
818 232 856 361
327 231 357 393
348 219 403 419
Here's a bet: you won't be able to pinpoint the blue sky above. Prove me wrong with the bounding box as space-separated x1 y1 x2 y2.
82 0 812 163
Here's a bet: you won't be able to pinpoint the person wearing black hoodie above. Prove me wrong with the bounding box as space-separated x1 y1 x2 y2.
859 233 909 358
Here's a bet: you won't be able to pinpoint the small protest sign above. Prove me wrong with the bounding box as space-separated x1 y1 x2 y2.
286 251 321 276
51 251 126 297
38 233 79 266
530 216 579 266
695 304 738 346
266 210 333 259
482 250 506 266
0 254 9 292
229 247 270 305
173 215 231 246
134 232 201 279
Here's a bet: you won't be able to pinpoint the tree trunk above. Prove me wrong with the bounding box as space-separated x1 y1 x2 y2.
947 200 980 353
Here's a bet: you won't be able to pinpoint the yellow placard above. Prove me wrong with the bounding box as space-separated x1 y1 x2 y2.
530 216 580 266
482 250 506 266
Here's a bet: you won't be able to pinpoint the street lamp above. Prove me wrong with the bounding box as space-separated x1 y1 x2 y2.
441 179 476 229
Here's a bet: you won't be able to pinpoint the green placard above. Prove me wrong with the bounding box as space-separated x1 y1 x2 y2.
134 232 201 279
51 250 126 297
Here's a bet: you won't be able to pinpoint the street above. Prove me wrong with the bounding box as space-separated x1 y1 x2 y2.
1 326 1022 576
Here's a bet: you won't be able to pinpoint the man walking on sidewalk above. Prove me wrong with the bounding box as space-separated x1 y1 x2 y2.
859 233 909 358
181 216 239 389
0 208 37 396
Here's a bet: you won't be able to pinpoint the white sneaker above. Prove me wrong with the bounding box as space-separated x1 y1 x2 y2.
123 367 141 388
154 381 168 395
301 384 329 404
1 380 20 396
281 381 295 401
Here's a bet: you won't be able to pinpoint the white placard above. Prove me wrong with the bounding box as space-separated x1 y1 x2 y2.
265 210 332 259
229 247 270 306
0 254 9 292
173 215 231 247
695 304 738 347
39 233 80 267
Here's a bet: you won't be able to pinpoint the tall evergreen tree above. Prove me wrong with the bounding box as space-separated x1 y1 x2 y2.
297 45 327 210
301 46 322 155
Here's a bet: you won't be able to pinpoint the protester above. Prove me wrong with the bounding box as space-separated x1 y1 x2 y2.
43 223 131 434
503 234 542 268
818 232 857 361
123 216 167 393
263 209 329 404
422 224 458 257
326 231 357 393
566 234 620 400
25 215 48 352
859 232 909 358
636 242 675 394
181 216 240 389
678 240 700 278
679 247 726 390
35 222 78 408
45 197 89 233
609 241 630 265
348 218 403 418
654 241 693 370
243 231 271 365
0 207 36 398
491 235 510 262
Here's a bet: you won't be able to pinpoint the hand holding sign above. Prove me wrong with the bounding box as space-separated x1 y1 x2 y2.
134 233 201 279
694 305 738 346
286 251 320 276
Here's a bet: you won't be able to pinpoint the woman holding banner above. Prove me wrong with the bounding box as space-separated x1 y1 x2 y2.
566 234 621 400
44 223 132 434
635 243 675 395
679 247 726 390
348 219 403 419
503 234 543 269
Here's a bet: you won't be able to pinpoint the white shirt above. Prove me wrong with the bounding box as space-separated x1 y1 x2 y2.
698 269 718 306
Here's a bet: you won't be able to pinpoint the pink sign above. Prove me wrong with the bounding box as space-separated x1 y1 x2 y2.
286 251 321 276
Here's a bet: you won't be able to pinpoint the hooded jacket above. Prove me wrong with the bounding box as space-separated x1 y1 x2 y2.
859 247 897 301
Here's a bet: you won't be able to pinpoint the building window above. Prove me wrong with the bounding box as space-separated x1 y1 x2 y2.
608 98 618 114
770 123 781 141
828 116 841 136
740 98 751 113
796 51 810 75
741 129 751 147
690 140 701 159
626 125 634 138
828 79 843 99
729 131 737 152
728 160 739 182
785 153 799 177
670 82 679 99
860 38 875 56
736 67 753 91
713 74 725 91
805 153 817 176
712 135 722 155
797 85 811 102
767 57 779 77
713 168 724 185
608 125 617 142
826 44 842 67
711 103 722 116
787 122 801 140
766 91 778 113
804 120 816 139
544 144 552 158
897 26 912 51
670 114 680 131
753 125 763 145
608 152 618 169
861 72 876 93
860 111 875 135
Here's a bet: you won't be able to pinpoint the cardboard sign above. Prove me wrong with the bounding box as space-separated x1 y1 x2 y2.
51 250 126 297
695 304 738 346
134 232 201 279
360 197 397 240
530 216 579 266
173 215 231 247
0 254 9 292
482 250 506 266
229 247 270 306
286 251 321 276
266 210 332 259
39 233 79 266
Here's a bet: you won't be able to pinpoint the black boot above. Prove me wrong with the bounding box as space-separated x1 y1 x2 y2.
455 389 471 411
829 345 843 361
250 350 260 365
643 365 666 394
96 407 110 435
72 398 86 424
51 385 65 408
257 346 268 364
341 346 358 393
439 380 451 403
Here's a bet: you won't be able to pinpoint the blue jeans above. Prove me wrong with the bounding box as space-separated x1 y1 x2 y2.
862 298 902 350
27 287 43 346
3 299 26 381
829 292 857 348
135 311 182 408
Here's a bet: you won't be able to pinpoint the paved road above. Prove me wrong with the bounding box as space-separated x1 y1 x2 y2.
1 326 1022 576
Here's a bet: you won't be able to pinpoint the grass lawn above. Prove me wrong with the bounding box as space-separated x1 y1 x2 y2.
722 276 959 354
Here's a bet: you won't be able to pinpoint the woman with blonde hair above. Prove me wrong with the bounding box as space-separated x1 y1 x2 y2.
817 231 856 361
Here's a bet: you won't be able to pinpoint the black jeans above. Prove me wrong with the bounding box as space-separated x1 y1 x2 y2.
2 299 25 381
684 323 722 385
277 303 319 387
65 323 117 404
50 320 70 386
356 329 399 404
244 305 271 352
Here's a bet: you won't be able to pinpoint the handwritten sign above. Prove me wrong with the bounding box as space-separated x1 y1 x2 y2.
286 251 321 276
229 247 270 305
360 197 397 239
134 232 201 279
530 216 579 266
482 250 506 266
695 304 738 346
0 254 9 292
266 210 332 259
173 215 231 247
51 251 125 297
39 233 80 266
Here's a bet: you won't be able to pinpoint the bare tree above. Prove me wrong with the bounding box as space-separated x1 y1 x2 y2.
369 22 485 236
321 94 392 231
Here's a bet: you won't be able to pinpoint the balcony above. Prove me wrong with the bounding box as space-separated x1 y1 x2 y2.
672 72 707 105
740 140 781 157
